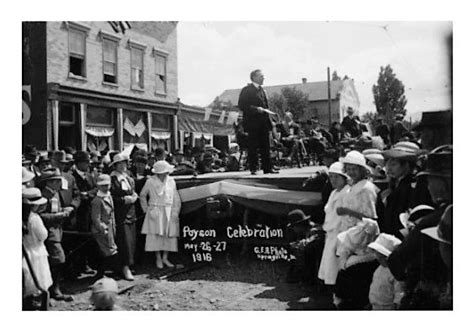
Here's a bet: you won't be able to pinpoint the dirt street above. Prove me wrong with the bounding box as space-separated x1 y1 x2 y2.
51 257 333 311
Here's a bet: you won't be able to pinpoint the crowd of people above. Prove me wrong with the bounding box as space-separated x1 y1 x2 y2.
22 145 183 309
287 137 452 310
22 70 452 311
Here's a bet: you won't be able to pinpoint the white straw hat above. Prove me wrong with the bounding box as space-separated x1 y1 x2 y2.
109 153 129 167
152 160 174 174
22 187 47 205
22 167 35 184
362 149 385 167
328 161 349 179
368 233 402 256
340 150 371 171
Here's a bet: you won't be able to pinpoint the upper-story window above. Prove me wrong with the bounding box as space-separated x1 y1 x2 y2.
128 40 146 90
154 50 167 95
103 39 118 83
131 47 144 89
66 22 90 78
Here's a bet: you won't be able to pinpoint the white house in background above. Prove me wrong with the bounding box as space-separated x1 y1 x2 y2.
215 78 360 127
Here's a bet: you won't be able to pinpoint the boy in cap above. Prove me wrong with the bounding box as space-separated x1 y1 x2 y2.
89 277 120 310
91 174 120 278
368 233 405 310
37 168 74 301
286 209 324 284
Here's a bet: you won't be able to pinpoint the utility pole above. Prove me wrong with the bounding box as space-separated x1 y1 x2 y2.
327 67 332 127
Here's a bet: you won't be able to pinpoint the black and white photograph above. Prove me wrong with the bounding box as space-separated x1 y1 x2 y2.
8 0 471 327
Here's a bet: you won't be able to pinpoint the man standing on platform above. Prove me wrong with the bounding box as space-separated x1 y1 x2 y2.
238 69 278 175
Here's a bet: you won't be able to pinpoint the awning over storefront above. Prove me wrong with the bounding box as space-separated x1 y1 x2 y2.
178 115 234 136
85 126 115 137
151 131 171 140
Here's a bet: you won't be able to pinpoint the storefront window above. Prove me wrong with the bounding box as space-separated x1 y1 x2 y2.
86 106 114 127
151 113 171 130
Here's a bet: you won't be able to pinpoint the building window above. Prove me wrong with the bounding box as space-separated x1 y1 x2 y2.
103 39 118 84
59 102 76 124
131 47 144 89
86 106 114 127
68 29 86 77
154 53 167 94
151 113 171 131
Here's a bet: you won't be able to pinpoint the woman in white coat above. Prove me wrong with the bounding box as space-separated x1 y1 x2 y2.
140 160 181 269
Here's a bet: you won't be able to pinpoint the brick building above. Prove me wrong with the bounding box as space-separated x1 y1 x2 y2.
22 21 180 153
216 78 361 127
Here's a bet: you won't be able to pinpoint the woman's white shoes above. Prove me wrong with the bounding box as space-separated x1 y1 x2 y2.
123 266 134 281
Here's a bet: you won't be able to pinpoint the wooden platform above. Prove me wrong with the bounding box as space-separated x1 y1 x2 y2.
173 166 325 191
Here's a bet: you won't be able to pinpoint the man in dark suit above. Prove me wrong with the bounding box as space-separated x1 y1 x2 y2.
71 151 98 276
238 69 278 174
341 107 362 138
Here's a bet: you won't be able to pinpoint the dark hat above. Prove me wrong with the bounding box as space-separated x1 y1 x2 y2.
38 167 63 183
24 145 39 157
413 110 452 131
74 151 91 163
132 149 148 163
354 135 373 151
287 209 312 227
417 144 452 178
421 205 452 244
52 150 70 163
134 155 148 164
38 154 50 164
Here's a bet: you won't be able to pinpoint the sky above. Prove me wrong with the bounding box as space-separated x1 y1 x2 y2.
177 21 452 120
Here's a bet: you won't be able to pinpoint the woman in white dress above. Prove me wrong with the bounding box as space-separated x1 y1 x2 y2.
22 187 53 303
333 150 381 309
140 160 181 269
318 162 350 287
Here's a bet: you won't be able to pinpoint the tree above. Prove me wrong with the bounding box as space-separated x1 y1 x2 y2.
332 71 341 81
268 92 286 120
210 96 234 111
268 87 309 121
372 65 407 124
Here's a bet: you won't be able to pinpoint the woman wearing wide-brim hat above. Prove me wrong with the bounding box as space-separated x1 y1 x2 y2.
22 187 53 308
375 141 431 240
109 153 138 281
139 160 181 269
333 150 380 309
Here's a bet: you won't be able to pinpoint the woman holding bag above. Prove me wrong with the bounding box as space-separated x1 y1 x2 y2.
140 160 181 269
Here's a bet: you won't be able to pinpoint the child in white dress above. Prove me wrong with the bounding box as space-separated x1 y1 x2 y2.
140 161 181 269
368 233 405 310
318 162 350 286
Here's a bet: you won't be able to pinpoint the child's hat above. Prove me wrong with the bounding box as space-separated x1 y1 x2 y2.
328 161 349 179
368 233 402 257
91 277 118 294
96 174 111 186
